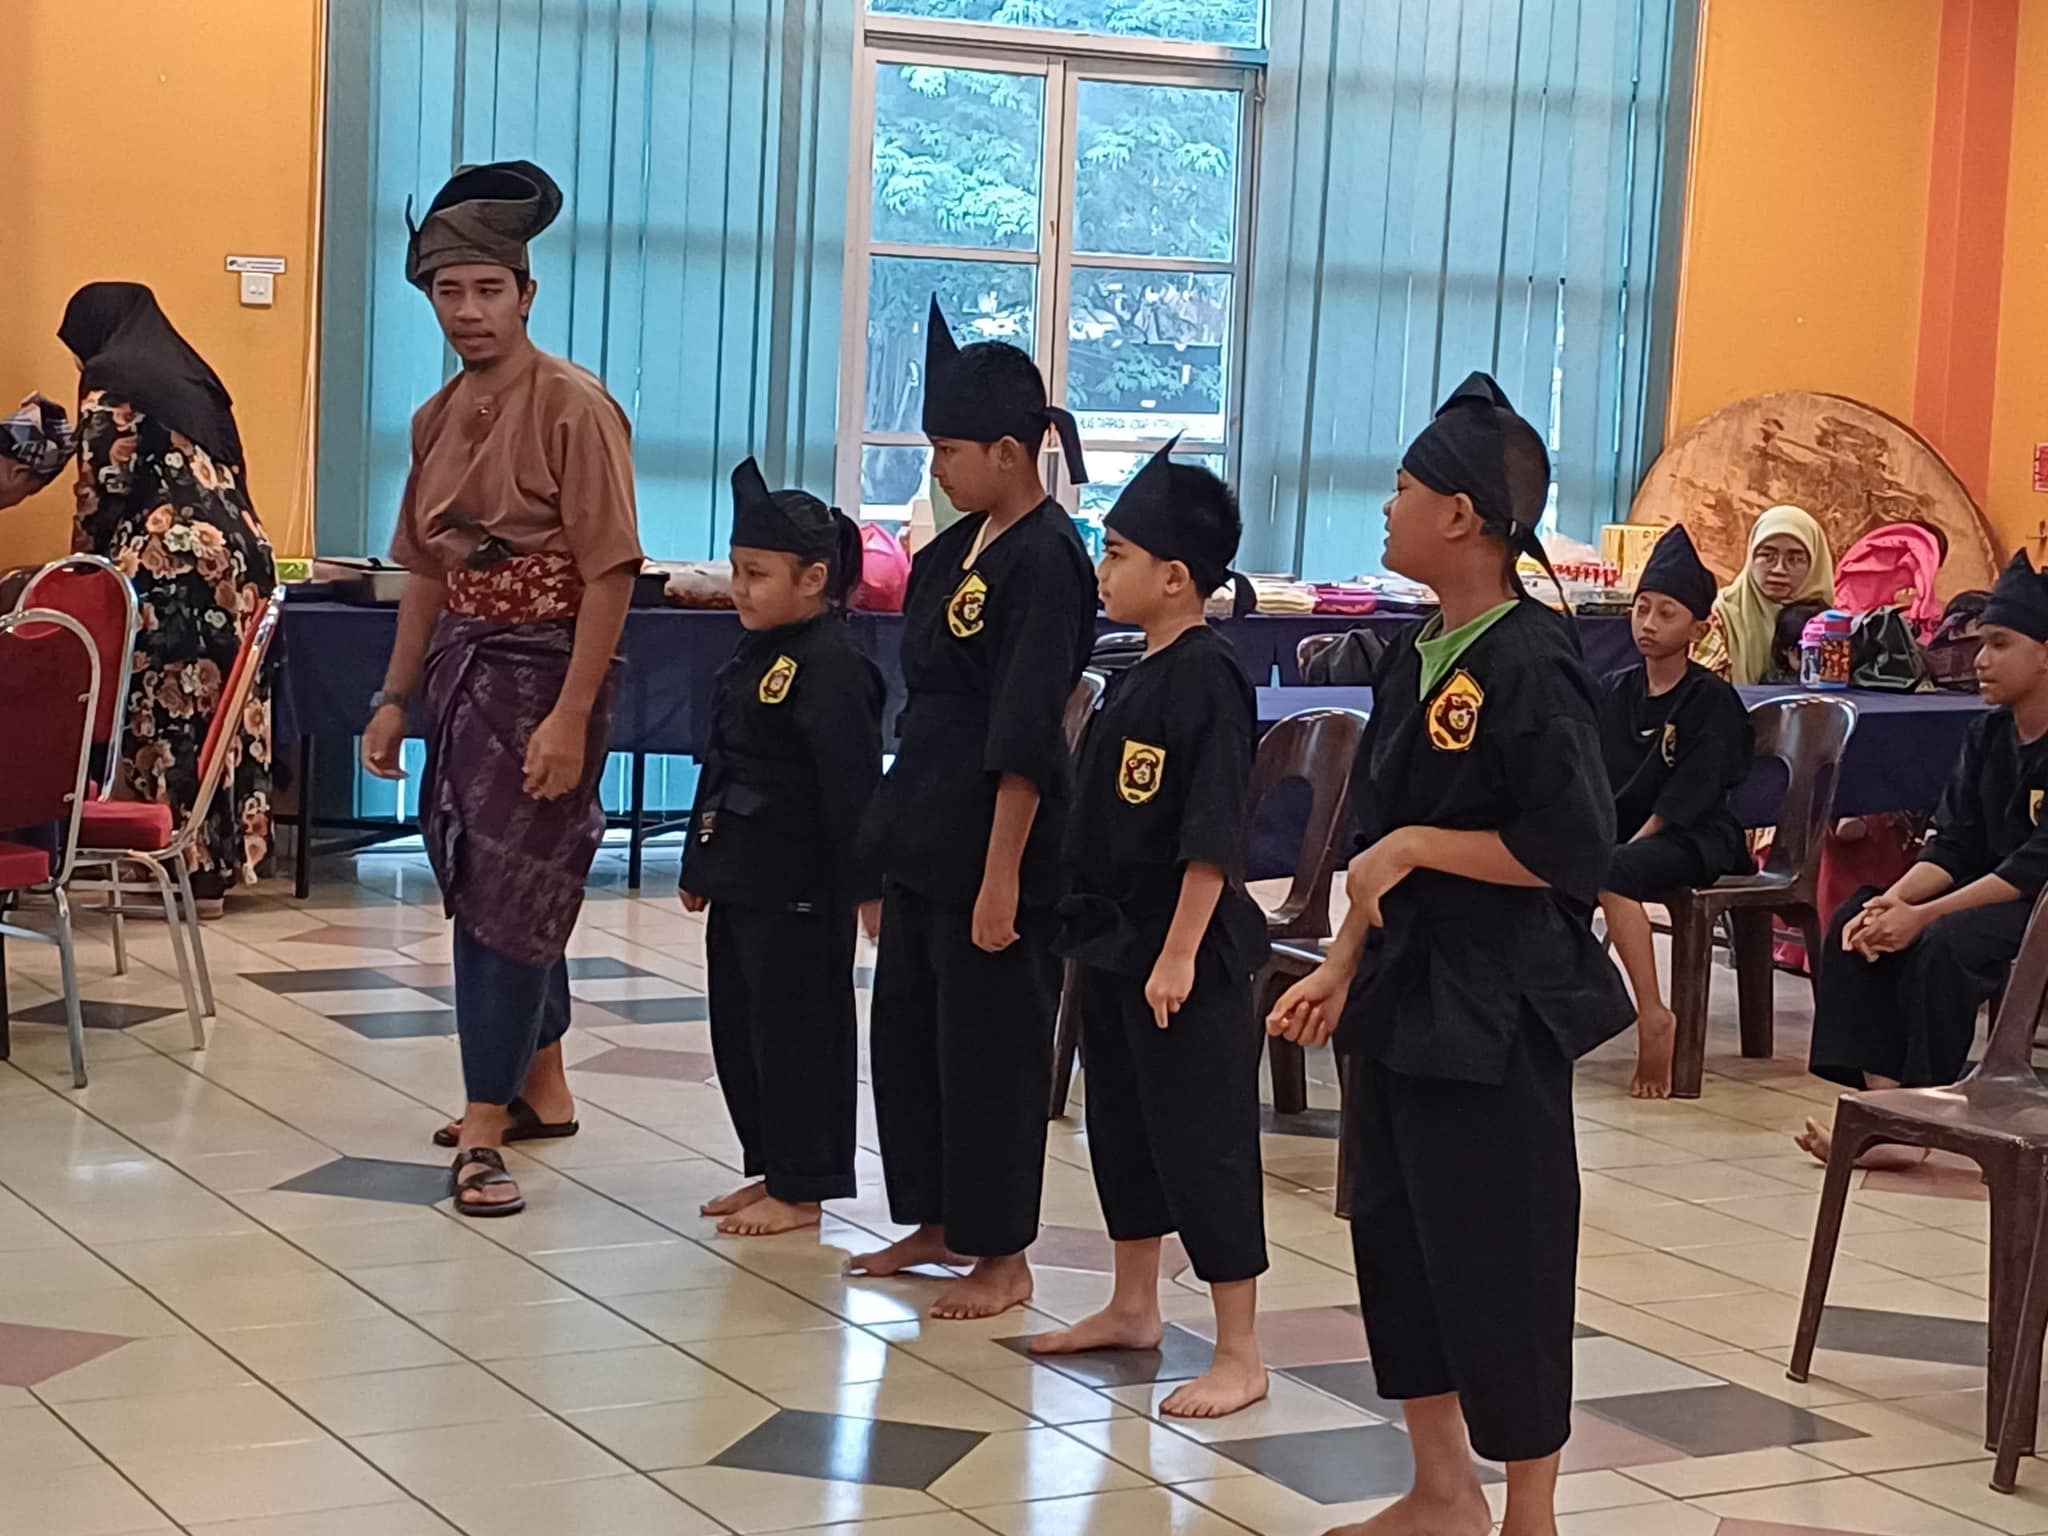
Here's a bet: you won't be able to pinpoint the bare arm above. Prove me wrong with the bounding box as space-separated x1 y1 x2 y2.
971 774 1040 951
1884 862 1958 907
556 567 634 722
363 573 445 780
1629 814 1666 843
1144 862 1225 1029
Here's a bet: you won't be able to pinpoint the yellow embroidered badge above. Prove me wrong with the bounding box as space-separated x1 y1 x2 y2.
1118 740 1166 805
947 571 989 638
758 654 798 705
1426 669 1485 753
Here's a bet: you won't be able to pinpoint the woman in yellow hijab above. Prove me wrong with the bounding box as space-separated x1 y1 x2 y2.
1697 504 1835 684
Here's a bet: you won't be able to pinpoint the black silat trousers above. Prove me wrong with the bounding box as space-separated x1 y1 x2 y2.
705 901 859 1204
1347 1010 1578 1464
1073 961 1268 1284
869 883 1059 1257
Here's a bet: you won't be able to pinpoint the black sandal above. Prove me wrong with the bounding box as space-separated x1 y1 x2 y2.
432 1097 580 1149
449 1147 526 1218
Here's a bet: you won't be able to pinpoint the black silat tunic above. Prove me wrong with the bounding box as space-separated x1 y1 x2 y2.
1597 662 1753 896
1810 710 2048 1090
1058 625 1268 979
1341 600 1633 1084
679 614 886 912
865 502 1098 907
1057 625 1270 1284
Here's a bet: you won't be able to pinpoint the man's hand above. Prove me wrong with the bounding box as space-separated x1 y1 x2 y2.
971 871 1020 953
1144 949 1197 1030
362 704 407 781
859 900 883 943
1344 829 1417 930
1267 960 1355 1048
1852 900 1932 959
523 708 587 800
1842 893 1902 953
679 890 708 914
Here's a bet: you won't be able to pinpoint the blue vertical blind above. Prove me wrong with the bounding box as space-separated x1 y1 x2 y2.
318 0 853 562
1237 0 1691 578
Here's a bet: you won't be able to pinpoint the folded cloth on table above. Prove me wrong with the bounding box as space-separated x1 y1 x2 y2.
1251 578 1316 615
1312 584 1378 616
664 562 733 609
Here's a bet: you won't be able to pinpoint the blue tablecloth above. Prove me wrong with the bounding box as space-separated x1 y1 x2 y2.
1251 683 1984 830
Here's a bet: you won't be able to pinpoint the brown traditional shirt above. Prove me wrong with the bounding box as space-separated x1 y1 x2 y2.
389 349 642 581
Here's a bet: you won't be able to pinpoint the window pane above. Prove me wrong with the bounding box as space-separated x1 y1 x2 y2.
1067 268 1231 442
867 0 1262 48
872 65 1044 252
1074 81 1239 261
861 444 934 521
866 256 1038 434
1078 447 1224 518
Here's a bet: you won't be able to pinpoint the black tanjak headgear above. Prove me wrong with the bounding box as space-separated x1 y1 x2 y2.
406 160 563 290
1104 437 1251 613
1636 524 1717 620
1401 371 1558 598
729 458 863 603
1983 550 2048 642
921 297 1087 486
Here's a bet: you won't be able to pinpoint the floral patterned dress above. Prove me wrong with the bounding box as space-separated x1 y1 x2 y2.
74 391 277 887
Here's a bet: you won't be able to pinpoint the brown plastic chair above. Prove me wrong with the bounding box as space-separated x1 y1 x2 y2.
1788 885 2048 1474
1296 633 1344 679
1660 695 1856 1099
1248 709 1369 1114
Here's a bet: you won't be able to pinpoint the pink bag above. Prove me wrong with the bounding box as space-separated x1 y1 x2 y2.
851 523 910 613
1833 524 1943 642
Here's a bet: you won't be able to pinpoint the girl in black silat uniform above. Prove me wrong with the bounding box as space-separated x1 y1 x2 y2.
679 460 883 1237
851 300 1097 1320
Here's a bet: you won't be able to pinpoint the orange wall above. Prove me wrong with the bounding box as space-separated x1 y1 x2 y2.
1987 3 2048 553
0 0 322 567
1668 0 1943 437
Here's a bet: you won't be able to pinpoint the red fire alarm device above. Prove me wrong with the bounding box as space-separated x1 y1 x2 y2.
2035 443 2048 494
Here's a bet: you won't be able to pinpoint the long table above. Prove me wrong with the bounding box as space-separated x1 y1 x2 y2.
1251 683 1985 826
275 597 1638 891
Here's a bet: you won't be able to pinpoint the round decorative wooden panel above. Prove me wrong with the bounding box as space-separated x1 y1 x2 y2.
1629 391 1998 598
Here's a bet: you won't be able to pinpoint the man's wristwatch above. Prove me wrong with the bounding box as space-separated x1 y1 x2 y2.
368 689 410 718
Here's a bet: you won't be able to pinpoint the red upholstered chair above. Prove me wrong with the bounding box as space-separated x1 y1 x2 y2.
0 608 104 1087
69 592 282 1047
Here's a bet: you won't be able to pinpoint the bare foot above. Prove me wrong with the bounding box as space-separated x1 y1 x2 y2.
846 1225 966 1277
931 1255 1033 1320
1319 1487 1492 1536
1629 1005 1676 1100
718 1195 821 1237
1029 1305 1163 1356
702 1181 768 1218
1161 1352 1268 1419
1795 1118 1932 1170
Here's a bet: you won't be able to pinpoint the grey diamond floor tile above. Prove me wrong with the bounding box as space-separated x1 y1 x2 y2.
1284 1360 1399 1418
1211 1423 1501 1505
998 1323 1215 1388
1817 1305 1984 1367
585 995 709 1026
333 1010 461 1041
1581 1382 1865 1457
273 1156 450 1206
15 998 179 1031
565 957 652 980
243 967 401 994
709 1408 984 1490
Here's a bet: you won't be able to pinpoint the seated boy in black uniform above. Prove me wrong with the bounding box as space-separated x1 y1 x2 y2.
1268 375 1630 1536
1596 525 1753 1099
851 300 1098 1319
1029 444 1272 1418
679 459 884 1236
1798 550 2048 1164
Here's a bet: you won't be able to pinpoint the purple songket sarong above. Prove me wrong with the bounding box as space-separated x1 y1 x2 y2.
419 612 616 969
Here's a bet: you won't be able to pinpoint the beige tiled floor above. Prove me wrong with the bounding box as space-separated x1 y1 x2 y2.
0 845 2029 1535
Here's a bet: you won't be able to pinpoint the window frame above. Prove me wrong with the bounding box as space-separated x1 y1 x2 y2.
839 11 1265 522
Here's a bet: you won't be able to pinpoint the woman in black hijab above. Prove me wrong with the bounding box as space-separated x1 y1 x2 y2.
59 283 278 908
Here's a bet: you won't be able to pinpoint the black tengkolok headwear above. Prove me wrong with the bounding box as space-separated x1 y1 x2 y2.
1983 550 2048 642
1636 524 1717 620
1400 369 1561 601
921 297 1087 485
1104 437 1249 610
406 160 564 290
729 457 864 602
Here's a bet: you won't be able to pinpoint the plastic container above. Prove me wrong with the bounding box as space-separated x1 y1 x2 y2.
1800 610 1855 690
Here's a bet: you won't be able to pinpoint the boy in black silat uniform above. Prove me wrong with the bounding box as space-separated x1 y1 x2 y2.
1596 525 1753 1099
851 300 1098 1319
679 459 883 1237
1268 375 1630 1536
1029 443 1272 1418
